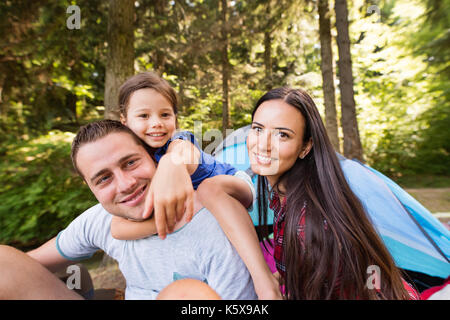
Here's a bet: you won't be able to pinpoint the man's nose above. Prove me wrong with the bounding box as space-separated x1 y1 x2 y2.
116 170 137 194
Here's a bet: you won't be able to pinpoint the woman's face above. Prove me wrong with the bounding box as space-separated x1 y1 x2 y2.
247 99 312 187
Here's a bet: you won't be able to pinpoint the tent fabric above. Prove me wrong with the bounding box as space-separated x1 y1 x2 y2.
213 125 450 279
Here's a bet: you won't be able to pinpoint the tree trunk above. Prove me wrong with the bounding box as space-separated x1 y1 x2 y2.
221 0 230 138
264 31 273 91
104 0 135 120
264 3 273 91
318 0 339 152
334 0 364 161
153 0 166 74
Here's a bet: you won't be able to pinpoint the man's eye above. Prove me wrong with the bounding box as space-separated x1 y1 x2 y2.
127 160 136 166
96 175 110 185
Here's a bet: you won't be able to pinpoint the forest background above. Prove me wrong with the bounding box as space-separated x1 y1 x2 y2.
0 0 449 249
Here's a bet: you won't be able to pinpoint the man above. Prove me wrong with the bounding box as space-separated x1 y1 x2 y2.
0 120 257 300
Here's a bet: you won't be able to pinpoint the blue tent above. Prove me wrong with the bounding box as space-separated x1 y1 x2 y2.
214 125 450 285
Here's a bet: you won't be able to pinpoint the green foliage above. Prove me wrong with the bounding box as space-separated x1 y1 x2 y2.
0 0 107 141
0 131 97 247
1 0 449 247
351 0 450 178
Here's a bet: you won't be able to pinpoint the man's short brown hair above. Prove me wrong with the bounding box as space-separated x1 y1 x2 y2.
71 120 149 178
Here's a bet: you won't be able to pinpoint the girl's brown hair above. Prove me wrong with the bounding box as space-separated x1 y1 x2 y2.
118 71 179 119
254 87 411 299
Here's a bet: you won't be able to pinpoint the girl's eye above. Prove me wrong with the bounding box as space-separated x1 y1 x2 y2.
161 112 172 118
138 114 149 119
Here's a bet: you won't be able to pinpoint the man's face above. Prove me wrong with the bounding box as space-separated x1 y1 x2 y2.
76 132 155 221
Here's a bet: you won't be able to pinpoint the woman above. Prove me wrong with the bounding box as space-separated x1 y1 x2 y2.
247 87 418 299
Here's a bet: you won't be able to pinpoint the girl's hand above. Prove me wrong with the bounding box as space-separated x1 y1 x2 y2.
142 152 195 239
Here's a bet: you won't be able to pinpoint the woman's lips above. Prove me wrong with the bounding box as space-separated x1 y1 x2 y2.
253 152 275 165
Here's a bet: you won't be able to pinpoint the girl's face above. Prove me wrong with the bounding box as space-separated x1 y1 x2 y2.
247 99 312 187
122 88 177 148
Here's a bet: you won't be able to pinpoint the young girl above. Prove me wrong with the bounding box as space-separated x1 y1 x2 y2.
110 72 280 300
247 87 419 299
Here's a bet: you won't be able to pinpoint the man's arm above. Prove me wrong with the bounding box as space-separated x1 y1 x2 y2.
27 236 76 273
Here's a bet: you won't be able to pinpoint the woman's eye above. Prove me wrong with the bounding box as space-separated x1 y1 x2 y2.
278 132 289 138
251 126 262 133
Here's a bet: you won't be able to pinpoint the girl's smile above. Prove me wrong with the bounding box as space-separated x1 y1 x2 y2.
122 88 177 149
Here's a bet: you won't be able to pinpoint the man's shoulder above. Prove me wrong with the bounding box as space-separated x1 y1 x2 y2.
78 203 111 219
67 203 112 232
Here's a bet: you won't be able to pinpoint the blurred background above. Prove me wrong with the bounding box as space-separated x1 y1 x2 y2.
0 0 448 251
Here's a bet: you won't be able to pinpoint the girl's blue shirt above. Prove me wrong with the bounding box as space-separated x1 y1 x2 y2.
153 131 237 189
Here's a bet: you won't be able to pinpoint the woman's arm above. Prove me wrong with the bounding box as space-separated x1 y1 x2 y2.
110 216 157 240
197 175 281 300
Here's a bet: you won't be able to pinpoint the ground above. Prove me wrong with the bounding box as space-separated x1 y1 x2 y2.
86 187 450 294
405 188 450 217
89 261 126 291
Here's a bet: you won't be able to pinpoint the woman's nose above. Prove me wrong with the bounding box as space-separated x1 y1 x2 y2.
257 130 272 152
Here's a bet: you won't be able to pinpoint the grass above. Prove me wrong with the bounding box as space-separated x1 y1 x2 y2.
395 174 450 189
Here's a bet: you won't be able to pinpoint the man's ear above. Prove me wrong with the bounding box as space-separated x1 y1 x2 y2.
120 114 127 125
299 139 313 159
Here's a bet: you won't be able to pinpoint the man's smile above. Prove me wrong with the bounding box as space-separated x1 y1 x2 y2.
119 184 147 206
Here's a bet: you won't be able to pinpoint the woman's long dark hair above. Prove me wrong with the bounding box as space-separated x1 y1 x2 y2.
254 87 410 299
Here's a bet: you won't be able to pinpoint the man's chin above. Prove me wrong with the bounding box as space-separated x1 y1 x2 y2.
106 205 145 221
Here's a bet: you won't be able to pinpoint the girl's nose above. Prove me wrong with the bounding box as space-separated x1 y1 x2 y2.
149 116 162 128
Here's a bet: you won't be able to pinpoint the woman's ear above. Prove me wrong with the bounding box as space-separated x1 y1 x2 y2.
299 139 313 159
120 114 127 125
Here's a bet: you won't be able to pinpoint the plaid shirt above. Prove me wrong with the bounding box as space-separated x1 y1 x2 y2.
270 191 306 278
269 191 419 299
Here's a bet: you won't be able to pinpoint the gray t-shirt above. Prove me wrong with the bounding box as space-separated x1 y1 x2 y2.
56 203 257 300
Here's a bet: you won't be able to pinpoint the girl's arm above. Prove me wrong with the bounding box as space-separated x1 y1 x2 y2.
197 175 282 300
142 139 199 239
110 216 157 240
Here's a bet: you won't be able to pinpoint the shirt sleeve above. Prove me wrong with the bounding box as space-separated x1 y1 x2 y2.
153 131 201 163
56 203 112 261
170 131 201 150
